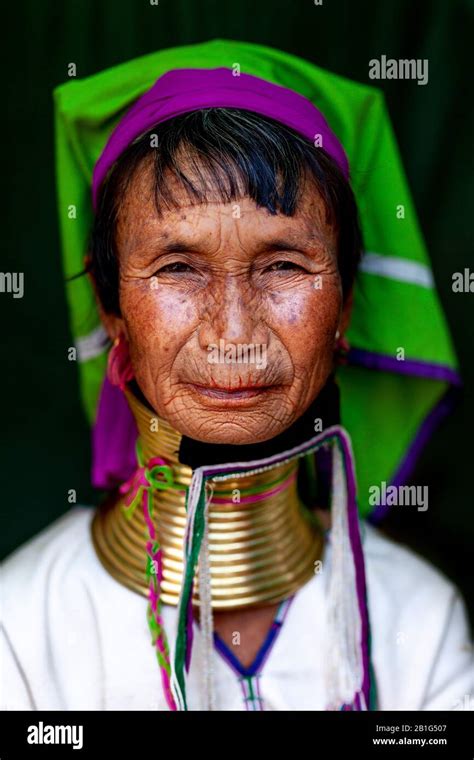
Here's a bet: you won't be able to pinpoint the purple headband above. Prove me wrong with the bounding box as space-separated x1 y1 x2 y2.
92 66 349 208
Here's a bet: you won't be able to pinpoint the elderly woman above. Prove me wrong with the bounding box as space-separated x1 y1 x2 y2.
1 39 472 712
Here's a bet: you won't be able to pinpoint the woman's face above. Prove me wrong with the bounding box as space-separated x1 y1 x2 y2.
103 159 350 444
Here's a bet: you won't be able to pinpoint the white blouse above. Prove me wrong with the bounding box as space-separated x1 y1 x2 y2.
1 506 472 711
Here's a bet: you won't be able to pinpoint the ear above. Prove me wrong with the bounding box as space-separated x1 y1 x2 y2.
98 302 126 343
338 288 354 336
85 256 127 342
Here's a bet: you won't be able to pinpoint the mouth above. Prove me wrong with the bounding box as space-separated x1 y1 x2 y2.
186 382 276 404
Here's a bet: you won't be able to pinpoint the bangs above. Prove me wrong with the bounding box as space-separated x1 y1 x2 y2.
101 108 341 223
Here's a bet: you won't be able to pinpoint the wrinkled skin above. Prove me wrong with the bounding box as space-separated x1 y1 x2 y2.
100 158 352 445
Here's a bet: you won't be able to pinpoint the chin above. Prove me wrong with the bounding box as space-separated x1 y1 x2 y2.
178 418 285 446
168 393 294 445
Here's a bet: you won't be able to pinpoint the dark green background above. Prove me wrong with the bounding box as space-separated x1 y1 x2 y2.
1 0 473 619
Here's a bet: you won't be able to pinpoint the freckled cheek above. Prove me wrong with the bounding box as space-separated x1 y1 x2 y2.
265 288 341 352
121 288 200 366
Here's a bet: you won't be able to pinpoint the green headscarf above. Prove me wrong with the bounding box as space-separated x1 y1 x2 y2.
54 38 459 518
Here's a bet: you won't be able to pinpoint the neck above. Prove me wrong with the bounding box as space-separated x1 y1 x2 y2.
92 389 325 609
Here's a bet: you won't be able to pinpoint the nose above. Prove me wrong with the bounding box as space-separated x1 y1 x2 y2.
198 276 257 349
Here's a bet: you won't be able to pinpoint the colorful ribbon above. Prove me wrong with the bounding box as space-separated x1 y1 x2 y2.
119 441 183 711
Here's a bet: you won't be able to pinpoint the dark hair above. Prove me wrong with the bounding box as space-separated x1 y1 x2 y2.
90 108 363 315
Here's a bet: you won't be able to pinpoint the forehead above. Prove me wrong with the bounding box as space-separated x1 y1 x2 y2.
115 154 336 253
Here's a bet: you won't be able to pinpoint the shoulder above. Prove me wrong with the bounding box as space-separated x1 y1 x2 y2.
362 521 454 595
1 507 102 709
361 522 473 709
2 507 94 591
361 520 464 629
1 506 103 635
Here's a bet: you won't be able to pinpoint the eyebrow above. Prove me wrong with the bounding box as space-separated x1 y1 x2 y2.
159 240 204 254
255 237 312 254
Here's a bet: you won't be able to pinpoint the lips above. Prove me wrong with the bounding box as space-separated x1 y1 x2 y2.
186 382 274 402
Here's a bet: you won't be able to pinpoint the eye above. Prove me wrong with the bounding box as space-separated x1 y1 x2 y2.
155 262 194 274
267 260 307 272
